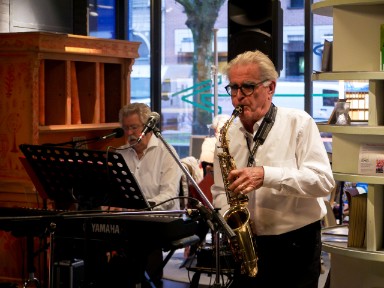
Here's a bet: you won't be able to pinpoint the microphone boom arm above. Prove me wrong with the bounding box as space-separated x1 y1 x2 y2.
152 127 236 241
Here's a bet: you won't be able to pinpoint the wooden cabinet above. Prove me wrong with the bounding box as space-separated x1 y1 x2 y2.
312 1 384 287
0 32 140 208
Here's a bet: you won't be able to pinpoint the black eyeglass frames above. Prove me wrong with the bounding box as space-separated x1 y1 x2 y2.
224 79 269 96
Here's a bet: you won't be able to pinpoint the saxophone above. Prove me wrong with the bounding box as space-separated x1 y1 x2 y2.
217 106 258 277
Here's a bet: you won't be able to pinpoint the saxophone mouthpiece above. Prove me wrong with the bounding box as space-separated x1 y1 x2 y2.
233 106 243 116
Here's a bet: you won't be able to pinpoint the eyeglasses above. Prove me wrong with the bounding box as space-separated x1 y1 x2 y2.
123 125 143 132
224 79 269 97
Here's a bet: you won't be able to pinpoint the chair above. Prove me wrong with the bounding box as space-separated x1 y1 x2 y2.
188 172 214 205
180 156 204 209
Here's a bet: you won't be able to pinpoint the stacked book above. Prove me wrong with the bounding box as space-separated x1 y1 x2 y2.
347 192 367 248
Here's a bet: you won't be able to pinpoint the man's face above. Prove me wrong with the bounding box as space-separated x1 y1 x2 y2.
227 63 275 129
122 113 150 148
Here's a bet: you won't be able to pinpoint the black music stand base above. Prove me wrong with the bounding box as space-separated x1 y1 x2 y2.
186 230 235 288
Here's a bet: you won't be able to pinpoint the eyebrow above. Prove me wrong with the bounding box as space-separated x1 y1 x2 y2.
230 81 258 86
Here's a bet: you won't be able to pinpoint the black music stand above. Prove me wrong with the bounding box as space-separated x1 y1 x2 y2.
19 144 150 210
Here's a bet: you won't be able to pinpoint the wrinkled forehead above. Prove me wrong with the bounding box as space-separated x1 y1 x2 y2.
227 63 260 82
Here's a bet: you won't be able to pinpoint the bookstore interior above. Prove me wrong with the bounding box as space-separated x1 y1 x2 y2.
0 1 384 288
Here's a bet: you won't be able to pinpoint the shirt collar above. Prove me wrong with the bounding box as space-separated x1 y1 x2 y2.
239 116 265 139
146 133 159 149
125 133 158 155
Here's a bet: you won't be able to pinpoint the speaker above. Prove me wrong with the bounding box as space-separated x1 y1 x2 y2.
54 259 84 288
228 0 283 72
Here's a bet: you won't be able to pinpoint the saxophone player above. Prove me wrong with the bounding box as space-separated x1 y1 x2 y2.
211 50 335 288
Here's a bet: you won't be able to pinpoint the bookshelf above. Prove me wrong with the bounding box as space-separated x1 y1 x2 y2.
345 90 369 121
0 32 140 208
312 1 384 287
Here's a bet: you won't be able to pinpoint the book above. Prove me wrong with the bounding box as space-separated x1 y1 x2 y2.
322 39 333 72
347 193 367 248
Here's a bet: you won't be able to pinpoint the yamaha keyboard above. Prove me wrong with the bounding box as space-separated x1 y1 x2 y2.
0 207 202 287
55 213 199 249
0 207 199 248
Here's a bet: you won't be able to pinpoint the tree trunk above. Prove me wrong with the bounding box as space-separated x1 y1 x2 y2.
175 0 226 135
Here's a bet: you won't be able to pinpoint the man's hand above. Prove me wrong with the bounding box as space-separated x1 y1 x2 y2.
228 166 264 195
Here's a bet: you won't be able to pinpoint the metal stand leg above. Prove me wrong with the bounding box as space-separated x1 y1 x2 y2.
48 223 56 288
23 236 40 288
213 229 222 288
186 228 235 288
213 229 235 288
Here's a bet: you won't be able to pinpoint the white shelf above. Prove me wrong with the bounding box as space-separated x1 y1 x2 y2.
312 71 384 81
317 124 384 135
322 226 384 261
333 172 384 184
312 0 384 16
323 242 384 261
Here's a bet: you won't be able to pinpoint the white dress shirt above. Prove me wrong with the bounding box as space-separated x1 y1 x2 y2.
211 106 335 235
119 134 181 210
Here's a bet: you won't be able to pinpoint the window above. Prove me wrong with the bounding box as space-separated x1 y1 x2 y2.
88 0 116 39
286 52 305 77
126 0 151 108
89 0 336 156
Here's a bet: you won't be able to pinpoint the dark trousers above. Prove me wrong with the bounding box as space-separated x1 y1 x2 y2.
104 247 163 287
232 221 322 288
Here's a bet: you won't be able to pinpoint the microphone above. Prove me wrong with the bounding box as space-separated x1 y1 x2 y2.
100 127 125 140
42 127 125 147
137 112 160 143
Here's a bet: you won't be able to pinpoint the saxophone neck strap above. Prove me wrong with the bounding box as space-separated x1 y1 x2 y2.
247 103 277 167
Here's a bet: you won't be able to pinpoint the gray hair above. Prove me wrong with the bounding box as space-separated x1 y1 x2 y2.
119 102 151 126
223 50 279 83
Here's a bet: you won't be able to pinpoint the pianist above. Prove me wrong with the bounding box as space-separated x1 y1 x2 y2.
118 102 181 211
109 102 182 287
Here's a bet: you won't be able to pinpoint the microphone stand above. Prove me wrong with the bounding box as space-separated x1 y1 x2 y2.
152 127 236 287
42 128 124 148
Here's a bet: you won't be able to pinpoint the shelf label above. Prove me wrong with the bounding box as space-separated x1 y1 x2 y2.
358 144 384 175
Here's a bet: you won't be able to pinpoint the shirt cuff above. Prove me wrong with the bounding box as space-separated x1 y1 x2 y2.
263 166 283 190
